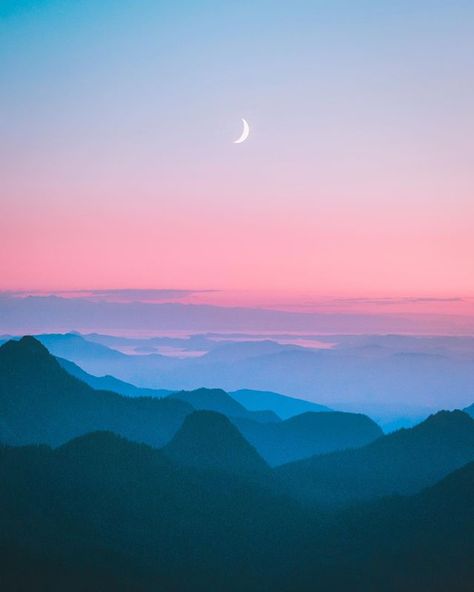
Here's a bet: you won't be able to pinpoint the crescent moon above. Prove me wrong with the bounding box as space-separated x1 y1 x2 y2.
233 118 250 144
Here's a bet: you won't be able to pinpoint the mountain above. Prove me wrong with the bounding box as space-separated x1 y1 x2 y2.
230 389 332 419
1 336 473 589
353 460 474 591
57 356 172 398
200 340 304 363
0 431 306 592
410 458 474 516
1 430 473 592
276 410 474 506
233 411 383 466
36 332 126 362
165 343 474 414
279 461 474 592
163 410 269 476
30 332 175 387
19 332 474 419
377 461 474 591
0 337 377 465
0 337 190 447
0 334 12 346
464 402 474 418
169 388 279 423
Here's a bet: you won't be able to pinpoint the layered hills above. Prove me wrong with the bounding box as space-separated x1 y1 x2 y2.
277 409 474 506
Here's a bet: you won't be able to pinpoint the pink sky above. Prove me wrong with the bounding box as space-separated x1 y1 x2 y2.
2 177 473 302
2 1 474 311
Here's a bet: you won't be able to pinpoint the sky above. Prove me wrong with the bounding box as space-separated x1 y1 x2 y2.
1 0 474 304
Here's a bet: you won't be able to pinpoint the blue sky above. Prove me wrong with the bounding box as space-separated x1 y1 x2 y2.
1 1 474 295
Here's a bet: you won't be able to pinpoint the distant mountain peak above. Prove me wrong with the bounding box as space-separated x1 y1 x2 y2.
164 410 268 474
59 430 129 452
168 387 279 422
418 409 473 430
276 405 474 507
1 335 49 355
0 337 191 448
0 336 62 374
464 402 474 418
230 389 332 420
285 410 380 430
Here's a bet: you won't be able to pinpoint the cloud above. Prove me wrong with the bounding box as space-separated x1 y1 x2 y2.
331 297 466 306
81 289 217 303
0 289 218 304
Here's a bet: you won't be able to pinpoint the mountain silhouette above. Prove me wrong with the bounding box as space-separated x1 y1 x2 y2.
230 389 332 419
57 356 172 398
1 428 473 591
1 336 473 590
277 409 474 506
464 402 474 418
0 337 378 465
167 389 381 465
233 410 383 465
31 332 172 384
279 460 474 592
169 388 279 423
36 332 126 362
163 410 269 476
0 337 190 447
10 332 473 416
0 430 305 591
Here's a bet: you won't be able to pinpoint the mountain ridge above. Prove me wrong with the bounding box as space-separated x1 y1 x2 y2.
163 410 270 476
276 409 474 506
0 336 190 448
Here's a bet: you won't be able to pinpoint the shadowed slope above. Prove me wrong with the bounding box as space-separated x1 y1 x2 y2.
276 410 474 506
0 431 306 591
57 356 172 398
464 402 474 418
233 411 383 466
163 410 269 476
279 460 474 592
230 389 331 419
169 388 279 423
0 337 190 447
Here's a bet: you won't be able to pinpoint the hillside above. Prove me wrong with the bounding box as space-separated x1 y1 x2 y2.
464 402 474 418
0 431 306 591
163 410 269 476
169 388 279 423
279 461 474 592
230 389 331 419
0 431 472 591
0 337 190 447
233 411 382 465
276 410 474 506
57 356 172 398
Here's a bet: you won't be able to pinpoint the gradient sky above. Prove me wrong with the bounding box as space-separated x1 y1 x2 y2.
1 0 474 299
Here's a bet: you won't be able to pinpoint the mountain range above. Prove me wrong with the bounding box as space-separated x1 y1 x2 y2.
0 335 473 590
230 388 331 418
233 411 382 466
168 388 280 423
56 353 326 421
0 337 383 464
12 331 473 422
0 426 472 591
0 337 189 447
163 410 271 477
277 409 474 507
